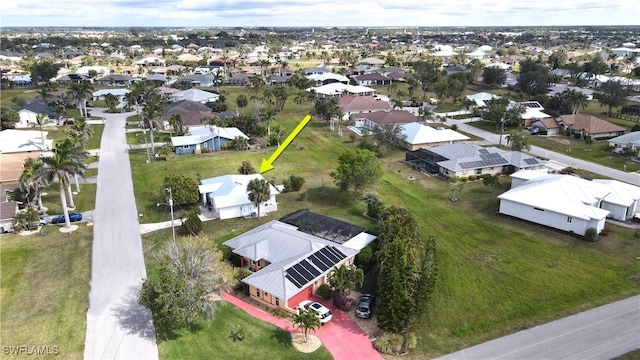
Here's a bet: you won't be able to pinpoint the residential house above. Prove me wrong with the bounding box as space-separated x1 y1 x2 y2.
223 210 376 310
175 74 215 88
197 174 279 220
145 74 168 86
16 102 57 128
338 95 392 116
547 85 594 100
443 65 470 76
399 122 470 151
55 73 91 85
608 132 640 155
307 73 349 85
592 179 640 221
304 67 331 75
358 57 385 66
353 73 391 86
405 143 545 177
227 73 250 86
162 100 214 128
268 75 290 85
466 92 500 108
498 172 611 235
94 74 135 86
171 126 248 154
169 88 219 103
530 117 562 135
92 88 130 102
352 110 417 129
135 55 166 67
0 129 52 183
306 83 376 99
558 114 628 139
0 183 18 233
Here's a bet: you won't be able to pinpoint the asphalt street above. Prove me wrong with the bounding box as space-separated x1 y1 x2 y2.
83 109 159 359
437 296 640 360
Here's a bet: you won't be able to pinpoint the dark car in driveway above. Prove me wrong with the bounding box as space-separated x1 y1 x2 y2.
50 212 82 224
356 293 376 319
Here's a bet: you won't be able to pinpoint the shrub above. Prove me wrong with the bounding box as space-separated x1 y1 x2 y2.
229 325 246 342
355 241 376 273
316 283 331 300
289 175 305 191
459 176 468 183
584 227 599 242
349 132 357 143
468 174 477 181
330 292 351 310
181 211 202 235
282 178 292 192
374 333 404 355
403 332 417 351
201 147 211 153
634 230 640 239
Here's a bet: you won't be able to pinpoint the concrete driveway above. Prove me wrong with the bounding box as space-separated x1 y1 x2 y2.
83 109 159 359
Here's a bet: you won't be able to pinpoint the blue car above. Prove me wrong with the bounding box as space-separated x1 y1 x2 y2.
50 212 83 224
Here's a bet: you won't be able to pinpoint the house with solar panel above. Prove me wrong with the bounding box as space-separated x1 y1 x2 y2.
223 210 377 311
405 143 545 178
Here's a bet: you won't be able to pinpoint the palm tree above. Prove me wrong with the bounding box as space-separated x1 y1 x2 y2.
33 113 50 151
67 80 95 118
246 178 270 219
31 141 87 229
260 107 277 136
54 138 89 205
236 94 248 114
18 157 47 210
104 93 118 113
65 119 93 193
328 264 364 298
212 71 223 93
142 96 164 154
292 308 321 344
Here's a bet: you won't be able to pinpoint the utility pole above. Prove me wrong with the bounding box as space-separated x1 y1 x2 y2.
167 187 175 243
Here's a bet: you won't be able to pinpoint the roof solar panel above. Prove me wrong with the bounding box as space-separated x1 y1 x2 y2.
318 247 340 263
316 250 334 266
309 254 331 272
293 263 314 282
326 246 347 260
304 261 322 277
285 272 305 288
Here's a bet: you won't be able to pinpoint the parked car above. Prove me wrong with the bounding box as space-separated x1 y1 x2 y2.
39 216 50 225
356 293 376 319
50 212 83 224
298 300 332 324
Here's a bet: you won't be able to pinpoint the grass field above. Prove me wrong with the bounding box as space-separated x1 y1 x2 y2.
133 85 640 358
158 302 332 360
0 226 93 360
41 183 97 215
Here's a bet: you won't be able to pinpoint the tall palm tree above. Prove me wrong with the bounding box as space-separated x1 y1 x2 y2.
247 178 270 219
64 119 93 192
260 107 277 136
33 113 50 151
292 308 321 344
54 139 89 206
31 141 87 229
142 96 164 154
18 157 47 210
67 80 95 118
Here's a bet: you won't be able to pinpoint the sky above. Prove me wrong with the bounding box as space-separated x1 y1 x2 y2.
1 0 639 28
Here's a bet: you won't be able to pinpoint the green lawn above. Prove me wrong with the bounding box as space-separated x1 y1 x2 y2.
0 226 93 360
41 183 97 215
133 85 640 359
158 302 332 360
126 130 173 146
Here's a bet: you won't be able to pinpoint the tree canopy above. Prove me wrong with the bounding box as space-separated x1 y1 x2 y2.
597 80 631 116
506 129 532 152
482 67 507 89
516 58 551 96
330 149 382 198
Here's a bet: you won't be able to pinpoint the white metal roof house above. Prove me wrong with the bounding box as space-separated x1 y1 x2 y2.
0 129 53 153
592 179 640 221
399 122 470 151
306 83 376 99
465 92 500 108
169 88 219 103
198 174 279 220
498 173 611 235
223 210 376 311
406 143 545 178
608 132 640 155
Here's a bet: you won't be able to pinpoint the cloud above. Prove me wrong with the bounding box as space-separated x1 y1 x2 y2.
1 0 639 27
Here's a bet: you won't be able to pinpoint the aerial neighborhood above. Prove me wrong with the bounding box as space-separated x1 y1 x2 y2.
1 25 640 359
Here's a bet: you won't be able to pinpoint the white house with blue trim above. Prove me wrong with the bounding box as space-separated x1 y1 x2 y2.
198 174 279 220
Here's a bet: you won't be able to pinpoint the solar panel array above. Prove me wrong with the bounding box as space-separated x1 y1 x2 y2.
285 246 347 289
523 158 540 165
460 157 506 169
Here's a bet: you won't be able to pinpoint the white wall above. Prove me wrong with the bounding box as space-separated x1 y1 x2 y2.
499 199 605 235
216 195 278 220
600 201 631 221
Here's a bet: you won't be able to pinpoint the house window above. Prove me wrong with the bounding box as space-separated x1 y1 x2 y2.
203 142 208 148
256 289 261 297
567 216 572 223
182 145 189 149
476 169 482 175
275 298 280 306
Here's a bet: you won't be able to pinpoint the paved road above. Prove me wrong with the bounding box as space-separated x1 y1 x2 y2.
445 118 640 185
84 109 159 359
437 296 640 360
